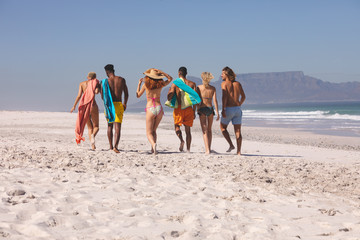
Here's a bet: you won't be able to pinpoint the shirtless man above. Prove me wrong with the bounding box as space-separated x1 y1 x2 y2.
167 66 197 152
102 64 129 153
220 66 246 155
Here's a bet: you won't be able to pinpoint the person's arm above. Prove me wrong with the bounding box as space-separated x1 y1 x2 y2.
239 83 246 106
157 70 173 86
167 84 176 101
195 86 202 114
94 80 100 94
221 83 227 118
213 88 220 121
123 79 129 111
192 83 197 119
70 84 83 113
136 78 146 98
100 80 104 100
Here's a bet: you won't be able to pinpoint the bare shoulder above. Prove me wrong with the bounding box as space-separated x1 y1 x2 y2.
233 81 241 86
186 79 196 88
116 76 125 81
115 76 126 85
79 81 87 90
80 80 87 86
169 83 177 89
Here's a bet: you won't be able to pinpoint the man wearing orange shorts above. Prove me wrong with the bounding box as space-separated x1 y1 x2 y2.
167 67 197 152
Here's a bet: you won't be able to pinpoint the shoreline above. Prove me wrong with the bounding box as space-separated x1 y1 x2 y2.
2 109 359 138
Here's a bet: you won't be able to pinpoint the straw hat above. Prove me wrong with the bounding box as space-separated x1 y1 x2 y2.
143 68 165 79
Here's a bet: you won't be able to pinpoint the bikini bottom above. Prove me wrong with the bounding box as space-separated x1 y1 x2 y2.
146 105 163 116
198 106 215 117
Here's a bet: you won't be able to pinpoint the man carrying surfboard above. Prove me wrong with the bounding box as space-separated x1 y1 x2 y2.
166 67 200 152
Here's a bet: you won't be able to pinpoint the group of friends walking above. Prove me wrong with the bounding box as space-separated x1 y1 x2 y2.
71 65 246 155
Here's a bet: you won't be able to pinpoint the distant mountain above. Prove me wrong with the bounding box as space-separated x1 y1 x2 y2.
235 71 360 104
128 71 360 109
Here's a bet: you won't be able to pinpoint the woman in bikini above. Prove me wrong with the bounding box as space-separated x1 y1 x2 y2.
196 72 220 154
136 68 173 155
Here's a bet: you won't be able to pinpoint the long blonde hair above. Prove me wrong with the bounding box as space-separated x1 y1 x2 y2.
201 72 214 87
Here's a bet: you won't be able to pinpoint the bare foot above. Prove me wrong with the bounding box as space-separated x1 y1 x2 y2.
153 143 157 155
226 146 235 152
205 151 210 155
113 148 120 153
179 141 185 152
91 144 96 150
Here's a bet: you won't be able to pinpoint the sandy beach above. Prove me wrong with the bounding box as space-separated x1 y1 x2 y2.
0 111 359 240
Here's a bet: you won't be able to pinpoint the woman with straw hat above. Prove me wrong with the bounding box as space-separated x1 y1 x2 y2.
136 68 173 155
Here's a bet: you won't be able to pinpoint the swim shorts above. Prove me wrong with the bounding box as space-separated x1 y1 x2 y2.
173 106 194 127
112 101 124 123
221 106 242 125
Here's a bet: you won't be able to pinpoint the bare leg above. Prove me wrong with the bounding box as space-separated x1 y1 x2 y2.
86 117 95 150
107 123 114 150
175 124 185 152
234 124 242 155
152 113 163 155
184 125 192 152
91 106 100 137
113 122 121 153
90 105 99 150
207 114 214 153
199 114 210 154
220 122 235 152
146 111 157 154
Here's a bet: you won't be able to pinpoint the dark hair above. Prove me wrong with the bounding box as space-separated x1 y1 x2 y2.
222 66 236 82
178 66 187 77
144 76 166 90
104 64 115 73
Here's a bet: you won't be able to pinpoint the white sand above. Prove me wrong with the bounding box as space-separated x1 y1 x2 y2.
0 111 359 239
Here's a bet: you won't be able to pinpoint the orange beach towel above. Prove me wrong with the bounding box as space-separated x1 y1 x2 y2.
75 79 99 144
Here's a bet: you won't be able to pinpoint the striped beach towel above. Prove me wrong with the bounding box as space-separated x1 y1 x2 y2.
165 78 201 109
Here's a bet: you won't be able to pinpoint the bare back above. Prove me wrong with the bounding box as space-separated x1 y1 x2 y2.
145 87 164 107
197 85 216 107
108 76 126 102
221 80 245 107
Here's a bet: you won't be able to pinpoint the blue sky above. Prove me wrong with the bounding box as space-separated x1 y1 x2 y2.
0 0 359 111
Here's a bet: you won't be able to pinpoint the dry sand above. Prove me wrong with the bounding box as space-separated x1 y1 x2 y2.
0 111 359 239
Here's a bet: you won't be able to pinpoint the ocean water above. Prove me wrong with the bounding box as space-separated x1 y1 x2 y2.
242 101 360 137
128 101 360 138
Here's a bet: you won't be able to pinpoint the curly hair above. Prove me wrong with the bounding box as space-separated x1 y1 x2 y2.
144 76 167 90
